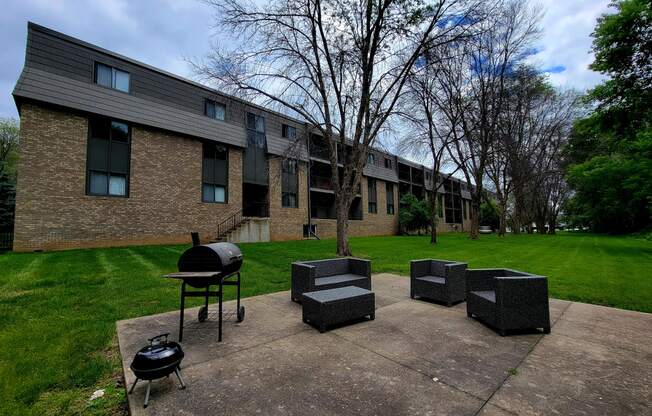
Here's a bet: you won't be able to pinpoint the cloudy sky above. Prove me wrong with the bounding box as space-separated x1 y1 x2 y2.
0 0 611 120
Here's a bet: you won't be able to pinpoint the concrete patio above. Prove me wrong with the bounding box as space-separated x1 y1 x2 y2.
117 274 652 415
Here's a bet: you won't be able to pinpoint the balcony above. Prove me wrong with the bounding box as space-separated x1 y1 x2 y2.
309 144 331 160
310 174 334 191
398 164 411 182
411 167 424 184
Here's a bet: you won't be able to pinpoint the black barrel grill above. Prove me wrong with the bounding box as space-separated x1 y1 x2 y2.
164 242 245 342
129 333 186 408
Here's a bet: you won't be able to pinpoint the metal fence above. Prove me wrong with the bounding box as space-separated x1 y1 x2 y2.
0 232 13 250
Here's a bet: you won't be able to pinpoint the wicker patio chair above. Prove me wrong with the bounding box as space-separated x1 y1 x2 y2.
410 259 468 306
466 268 551 336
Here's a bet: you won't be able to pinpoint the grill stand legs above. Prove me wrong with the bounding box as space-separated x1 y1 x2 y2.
176 272 242 343
218 279 223 342
179 282 186 342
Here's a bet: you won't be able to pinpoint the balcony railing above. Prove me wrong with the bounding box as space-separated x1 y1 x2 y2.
310 174 334 190
309 145 331 160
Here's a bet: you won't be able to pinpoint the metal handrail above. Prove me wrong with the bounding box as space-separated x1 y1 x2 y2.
216 209 245 239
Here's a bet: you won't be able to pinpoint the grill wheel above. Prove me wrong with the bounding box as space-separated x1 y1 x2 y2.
198 306 208 322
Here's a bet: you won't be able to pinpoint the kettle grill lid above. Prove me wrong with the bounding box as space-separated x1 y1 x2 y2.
131 335 184 371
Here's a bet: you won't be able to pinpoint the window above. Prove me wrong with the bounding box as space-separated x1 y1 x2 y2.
95 63 130 93
425 171 432 181
367 153 376 166
246 113 266 148
205 99 226 121
282 159 299 208
282 124 297 139
437 193 444 217
384 158 393 169
463 199 468 220
386 182 395 215
444 180 463 223
86 118 130 197
368 178 377 213
202 143 228 203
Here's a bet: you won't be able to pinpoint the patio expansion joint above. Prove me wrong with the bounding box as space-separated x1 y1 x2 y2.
328 330 487 405
471 300 575 416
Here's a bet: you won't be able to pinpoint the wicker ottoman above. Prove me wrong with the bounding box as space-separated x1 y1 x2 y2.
302 286 375 333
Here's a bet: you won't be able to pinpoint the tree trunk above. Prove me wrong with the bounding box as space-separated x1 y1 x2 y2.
498 203 507 236
336 202 351 256
469 194 480 240
512 217 521 234
430 196 438 244
512 187 524 234
548 214 557 235
536 216 546 234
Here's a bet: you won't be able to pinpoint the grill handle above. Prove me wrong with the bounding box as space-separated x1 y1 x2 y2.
148 333 170 345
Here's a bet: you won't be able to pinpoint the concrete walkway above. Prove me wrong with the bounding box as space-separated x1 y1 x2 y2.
117 274 652 415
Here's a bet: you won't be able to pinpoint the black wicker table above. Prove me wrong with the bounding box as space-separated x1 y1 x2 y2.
301 286 375 333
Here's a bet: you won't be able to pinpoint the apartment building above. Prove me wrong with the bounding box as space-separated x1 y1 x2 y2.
11 23 472 251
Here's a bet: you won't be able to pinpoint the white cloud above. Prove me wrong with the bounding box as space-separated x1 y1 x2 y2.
0 0 614 119
528 0 611 92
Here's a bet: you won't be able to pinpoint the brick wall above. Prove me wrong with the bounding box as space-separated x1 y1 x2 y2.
268 156 309 240
14 103 242 251
12 104 428 251
312 176 399 239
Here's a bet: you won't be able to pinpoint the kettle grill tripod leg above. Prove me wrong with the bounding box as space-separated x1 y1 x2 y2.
128 378 139 394
175 367 186 389
143 380 152 408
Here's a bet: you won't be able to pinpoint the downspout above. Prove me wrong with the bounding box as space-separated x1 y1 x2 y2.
305 125 313 237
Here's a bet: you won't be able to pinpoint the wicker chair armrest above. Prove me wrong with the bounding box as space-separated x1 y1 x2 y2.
410 259 432 279
444 262 467 285
465 269 498 294
348 258 371 277
495 276 548 307
292 262 316 291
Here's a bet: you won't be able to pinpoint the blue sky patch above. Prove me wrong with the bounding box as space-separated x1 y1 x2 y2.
544 65 567 74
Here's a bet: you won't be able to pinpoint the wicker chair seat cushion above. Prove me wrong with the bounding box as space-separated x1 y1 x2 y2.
470 290 496 303
415 275 446 285
315 274 368 287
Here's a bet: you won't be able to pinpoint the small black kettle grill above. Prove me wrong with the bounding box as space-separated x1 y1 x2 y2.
129 333 186 408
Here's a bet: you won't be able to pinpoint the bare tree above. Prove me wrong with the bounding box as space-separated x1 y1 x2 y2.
488 66 551 235
515 88 579 234
196 0 481 255
399 52 469 243
427 0 542 239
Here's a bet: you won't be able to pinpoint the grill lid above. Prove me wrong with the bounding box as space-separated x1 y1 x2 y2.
130 333 184 372
177 242 243 275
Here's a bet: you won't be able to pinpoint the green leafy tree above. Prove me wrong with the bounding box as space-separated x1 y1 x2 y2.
399 193 430 235
566 0 651 233
0 118 19 231
480 199 500 230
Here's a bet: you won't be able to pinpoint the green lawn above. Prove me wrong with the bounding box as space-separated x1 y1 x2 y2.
1 233 650 415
